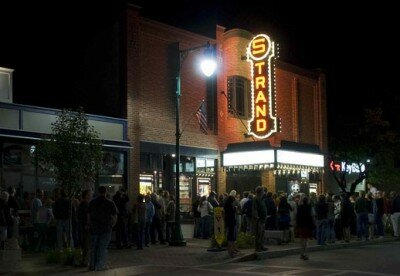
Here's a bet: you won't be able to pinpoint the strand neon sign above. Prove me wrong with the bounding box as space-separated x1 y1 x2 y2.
247 34 278 139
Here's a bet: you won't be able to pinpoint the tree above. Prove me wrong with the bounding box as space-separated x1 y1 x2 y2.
36 108 102 196
329 137 370 195
35 108 102 247
329 107 400 194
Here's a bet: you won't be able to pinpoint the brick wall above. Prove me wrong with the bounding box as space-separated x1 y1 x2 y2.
261 170 275 192
126 6 219 194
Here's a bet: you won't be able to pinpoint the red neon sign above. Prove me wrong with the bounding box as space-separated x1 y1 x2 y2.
329 161 341 172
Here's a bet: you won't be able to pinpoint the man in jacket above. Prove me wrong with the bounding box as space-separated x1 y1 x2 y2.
252 186 267 252
88 186 118 271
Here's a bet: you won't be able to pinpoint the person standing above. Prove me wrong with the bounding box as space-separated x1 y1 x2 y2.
390 191 400 237
333 195 342 241
53 189 73 250
197 196 213 239
366 192 376 240
315 194 328 245
252 186 267 252
132 194 146 250
165 194 175 244
6 187 20 239
192 195 201 238
278 195 292 244
207 191 219 236
77 190 92 266
265 192 277 230
242 194 253 234
31 189 43 250
296 196 314 260
150 193 164 244
0 191 9 249
288 195 297 242
35 198 54 252
326 195 336 243
31 189 43 225
340 193 353 242
224 194 238 258
88 186 118 271
375 191 385 238
113 189 129 249
144 195 154 247
354 190 369 241
240 192 249 232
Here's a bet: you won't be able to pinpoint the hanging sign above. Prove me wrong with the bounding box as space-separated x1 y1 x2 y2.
247 34 278 139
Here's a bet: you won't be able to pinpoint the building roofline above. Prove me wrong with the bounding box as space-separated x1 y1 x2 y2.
223 28 254 41
126 3 142 10
141 17 216 44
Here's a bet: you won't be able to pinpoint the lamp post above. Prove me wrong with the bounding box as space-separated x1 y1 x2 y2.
169 42 217 246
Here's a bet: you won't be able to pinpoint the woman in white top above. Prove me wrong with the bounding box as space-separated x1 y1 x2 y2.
198 196 213 239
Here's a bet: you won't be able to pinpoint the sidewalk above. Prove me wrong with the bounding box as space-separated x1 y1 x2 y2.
233 236 399 262
1 224 398 275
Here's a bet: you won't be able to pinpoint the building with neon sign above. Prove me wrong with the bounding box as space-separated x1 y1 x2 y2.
123 5 327 212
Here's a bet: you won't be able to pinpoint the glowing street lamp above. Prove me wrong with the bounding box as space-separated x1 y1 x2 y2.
170 42 216 246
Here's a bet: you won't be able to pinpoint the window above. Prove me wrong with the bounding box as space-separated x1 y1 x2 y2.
0 67 13 103
227 76 251 119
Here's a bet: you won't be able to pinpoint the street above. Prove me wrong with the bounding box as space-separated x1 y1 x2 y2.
103 241 400 276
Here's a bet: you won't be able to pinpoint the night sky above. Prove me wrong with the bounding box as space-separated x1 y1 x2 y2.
1 1 398 137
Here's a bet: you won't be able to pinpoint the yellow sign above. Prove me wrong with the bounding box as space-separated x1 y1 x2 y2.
214 207 225 247
247 34 278 139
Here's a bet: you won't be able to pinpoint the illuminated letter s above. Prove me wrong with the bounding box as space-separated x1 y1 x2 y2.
252 37 266 55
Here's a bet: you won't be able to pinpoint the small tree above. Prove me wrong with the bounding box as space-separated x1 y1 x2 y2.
35 108 102 247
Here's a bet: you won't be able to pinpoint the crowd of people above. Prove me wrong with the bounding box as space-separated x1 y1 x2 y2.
191 183 400 259
0 186 180 270
1 182 400 266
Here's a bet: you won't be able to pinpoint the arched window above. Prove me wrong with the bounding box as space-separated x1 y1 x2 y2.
227 76 251 119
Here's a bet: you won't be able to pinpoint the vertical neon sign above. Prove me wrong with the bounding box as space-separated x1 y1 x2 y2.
247 34 278 139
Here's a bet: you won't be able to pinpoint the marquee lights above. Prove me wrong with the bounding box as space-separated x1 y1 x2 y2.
277 150 324 167
247 34 278 139
222 150 274 166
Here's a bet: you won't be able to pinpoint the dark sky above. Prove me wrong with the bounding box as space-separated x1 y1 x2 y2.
1 1 398 136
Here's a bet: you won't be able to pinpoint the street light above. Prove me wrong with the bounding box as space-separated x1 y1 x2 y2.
170 42 217 246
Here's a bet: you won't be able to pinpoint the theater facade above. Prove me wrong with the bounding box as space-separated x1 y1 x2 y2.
125 5 327 212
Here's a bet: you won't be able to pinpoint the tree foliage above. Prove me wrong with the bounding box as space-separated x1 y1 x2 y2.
35 108 102 197
329 107 400 194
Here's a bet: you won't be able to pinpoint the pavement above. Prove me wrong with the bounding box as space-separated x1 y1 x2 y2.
0 223 398 275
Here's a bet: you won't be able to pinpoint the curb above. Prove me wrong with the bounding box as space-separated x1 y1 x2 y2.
230 238 399 263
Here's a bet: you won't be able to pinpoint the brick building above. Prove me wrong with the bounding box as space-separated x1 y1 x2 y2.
125 5 327 214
